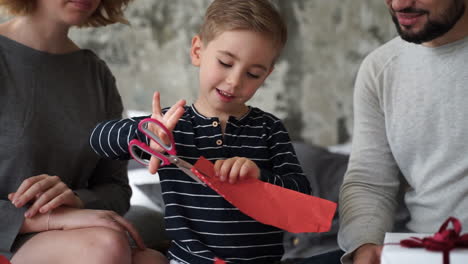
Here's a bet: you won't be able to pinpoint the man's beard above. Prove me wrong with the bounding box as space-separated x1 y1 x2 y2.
390 2 466 44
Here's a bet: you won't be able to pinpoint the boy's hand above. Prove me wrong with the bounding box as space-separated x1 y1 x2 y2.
148 92 185 174
214 157 260 184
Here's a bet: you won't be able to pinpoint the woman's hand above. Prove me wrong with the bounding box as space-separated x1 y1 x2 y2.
148 91 185 174
8 174 84 218
49 207 146 250
214 157 260 184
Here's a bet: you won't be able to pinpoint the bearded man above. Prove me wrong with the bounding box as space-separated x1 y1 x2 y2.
338 0 468 263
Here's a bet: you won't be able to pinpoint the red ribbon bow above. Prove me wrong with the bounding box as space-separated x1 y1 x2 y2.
400 217 468 264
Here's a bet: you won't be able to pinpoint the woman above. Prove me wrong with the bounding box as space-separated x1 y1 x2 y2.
0 0 167 263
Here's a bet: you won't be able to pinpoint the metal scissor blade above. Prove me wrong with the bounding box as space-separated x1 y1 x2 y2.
169 156 207 187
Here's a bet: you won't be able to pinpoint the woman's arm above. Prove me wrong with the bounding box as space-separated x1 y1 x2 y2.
79 64 137 215
0 201 26 256
74 159 131 215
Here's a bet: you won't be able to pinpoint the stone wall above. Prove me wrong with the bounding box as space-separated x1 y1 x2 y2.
3 0 398 146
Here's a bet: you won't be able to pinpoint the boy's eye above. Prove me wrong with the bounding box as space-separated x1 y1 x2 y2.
247 72 260 79
218 60 232 67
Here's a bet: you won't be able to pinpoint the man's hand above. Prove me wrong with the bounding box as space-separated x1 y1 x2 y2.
353 243 383 264
214 157 260 184
148 91 185 174
8 174 84 218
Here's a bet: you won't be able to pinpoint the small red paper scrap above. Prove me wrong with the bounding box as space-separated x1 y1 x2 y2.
214 257 226 264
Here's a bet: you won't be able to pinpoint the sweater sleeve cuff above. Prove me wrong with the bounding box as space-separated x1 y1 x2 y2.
73 189 102 210
0 202 27 257
338 233 383 264
340 250 354 264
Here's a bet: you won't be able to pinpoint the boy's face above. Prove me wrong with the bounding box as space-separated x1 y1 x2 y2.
191 30 277 117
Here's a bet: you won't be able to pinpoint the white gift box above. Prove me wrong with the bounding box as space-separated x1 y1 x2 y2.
381 233 468 264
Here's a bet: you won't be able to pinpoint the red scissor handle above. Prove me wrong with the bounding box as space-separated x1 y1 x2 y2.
128 118 176 166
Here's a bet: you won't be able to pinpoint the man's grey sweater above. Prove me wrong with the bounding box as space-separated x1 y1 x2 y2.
338 35 468 262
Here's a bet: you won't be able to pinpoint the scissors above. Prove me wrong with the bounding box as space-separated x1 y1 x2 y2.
128 118 206 186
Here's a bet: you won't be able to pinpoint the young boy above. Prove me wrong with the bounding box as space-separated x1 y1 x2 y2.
90 0 311 263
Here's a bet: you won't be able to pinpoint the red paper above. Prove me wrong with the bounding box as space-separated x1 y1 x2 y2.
213 257 226 264
192 156 337 233
0 255 10 264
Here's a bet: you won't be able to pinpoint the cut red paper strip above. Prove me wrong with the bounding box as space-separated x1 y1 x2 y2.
0 255 10 264
192 156 337 233
214 257 226 264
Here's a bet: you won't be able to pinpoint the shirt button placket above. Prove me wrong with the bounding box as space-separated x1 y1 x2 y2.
212 121 222 146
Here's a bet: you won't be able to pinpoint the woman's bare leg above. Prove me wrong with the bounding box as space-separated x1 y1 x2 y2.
132 248 169 264
12 227 132 264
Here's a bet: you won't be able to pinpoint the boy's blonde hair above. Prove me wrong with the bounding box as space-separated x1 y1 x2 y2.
200 0 287 55
0 0 133 27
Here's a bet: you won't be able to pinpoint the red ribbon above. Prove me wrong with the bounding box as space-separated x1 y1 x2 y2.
400 217 468 264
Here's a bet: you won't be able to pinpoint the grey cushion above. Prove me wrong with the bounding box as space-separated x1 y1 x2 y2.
283 141 348 260
124 205 170 252
134 183 165 211
126 160 169 252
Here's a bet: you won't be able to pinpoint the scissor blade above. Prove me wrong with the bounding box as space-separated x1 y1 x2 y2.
169 156 207 187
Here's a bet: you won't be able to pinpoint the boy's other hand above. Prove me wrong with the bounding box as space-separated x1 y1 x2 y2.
214 157 260 184
148 91 185 174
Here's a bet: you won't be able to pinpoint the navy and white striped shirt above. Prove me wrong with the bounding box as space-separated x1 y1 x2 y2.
90 105 310 264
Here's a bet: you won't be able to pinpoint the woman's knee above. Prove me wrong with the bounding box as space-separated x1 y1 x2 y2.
84 227 132 264
12 227 133 264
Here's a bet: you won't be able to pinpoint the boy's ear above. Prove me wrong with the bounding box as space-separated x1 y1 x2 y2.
191 35 202 67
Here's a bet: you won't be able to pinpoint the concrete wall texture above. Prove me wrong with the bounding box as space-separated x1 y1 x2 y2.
5 1 398 146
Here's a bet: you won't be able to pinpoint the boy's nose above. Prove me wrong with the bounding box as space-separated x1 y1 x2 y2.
226 71 242 89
